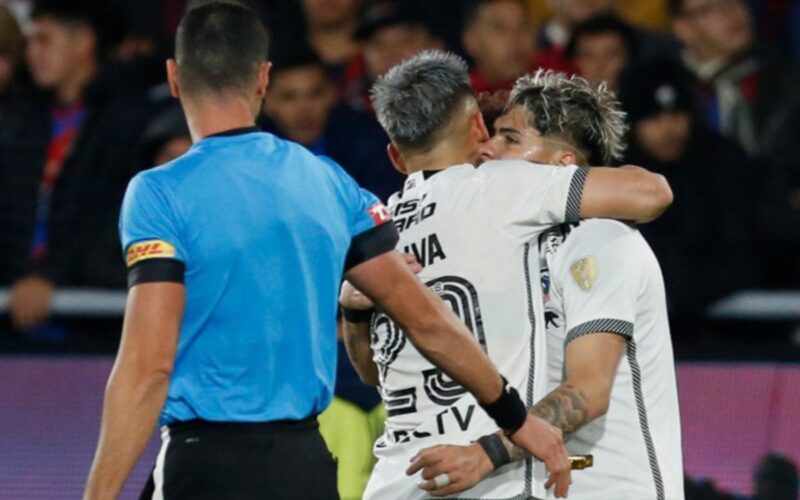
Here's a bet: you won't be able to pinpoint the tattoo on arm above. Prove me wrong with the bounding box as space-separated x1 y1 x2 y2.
495 383 590 462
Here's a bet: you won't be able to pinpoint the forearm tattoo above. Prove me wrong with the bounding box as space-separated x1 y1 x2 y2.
496 384 590 462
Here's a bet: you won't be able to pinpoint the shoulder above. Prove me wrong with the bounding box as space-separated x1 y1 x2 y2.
554 219 642 264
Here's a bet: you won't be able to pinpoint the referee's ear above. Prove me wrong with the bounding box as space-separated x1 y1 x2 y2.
256 61 271 99
166 59 180 99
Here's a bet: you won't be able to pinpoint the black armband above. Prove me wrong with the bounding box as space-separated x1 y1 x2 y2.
344 222 399 271
341 306 374 324
127 258 185 288
477 434 511 470
479 377 527 436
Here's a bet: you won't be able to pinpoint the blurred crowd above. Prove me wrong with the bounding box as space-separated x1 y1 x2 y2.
1 0 800 344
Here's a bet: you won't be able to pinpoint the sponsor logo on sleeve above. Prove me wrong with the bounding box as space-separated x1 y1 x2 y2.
126 240 176 267
368 202 391 225
570 256 597 291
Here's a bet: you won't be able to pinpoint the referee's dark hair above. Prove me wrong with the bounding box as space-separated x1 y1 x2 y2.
175 2 270 96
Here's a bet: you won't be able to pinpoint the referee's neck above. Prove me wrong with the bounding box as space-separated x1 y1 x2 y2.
183 97 259 142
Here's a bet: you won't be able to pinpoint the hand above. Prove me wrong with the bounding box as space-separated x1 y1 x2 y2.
509 414 571 498
339 253 421 310
9 275 54 329
406 443 494 497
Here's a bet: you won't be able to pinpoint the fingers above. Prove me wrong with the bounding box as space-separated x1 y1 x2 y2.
406 446 443 475
401 252 423 275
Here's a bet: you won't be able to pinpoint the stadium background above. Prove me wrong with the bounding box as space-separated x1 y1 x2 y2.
0 0 799 499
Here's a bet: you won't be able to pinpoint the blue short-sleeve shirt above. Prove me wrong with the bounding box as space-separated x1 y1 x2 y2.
119 128 396 426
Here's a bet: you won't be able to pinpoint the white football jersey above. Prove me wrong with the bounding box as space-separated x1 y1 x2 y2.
364 161 587 500
538 219 684 500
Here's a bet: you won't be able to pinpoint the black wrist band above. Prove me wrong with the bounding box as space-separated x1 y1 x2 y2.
477 434 511 470
479 376 527 435
341 306 374 323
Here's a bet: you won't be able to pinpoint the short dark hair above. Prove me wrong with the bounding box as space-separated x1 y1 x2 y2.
175 2 270 96
565 13 639 61
667 0 685 16
31 0 123 57
463 0 528 28
269 44 325 77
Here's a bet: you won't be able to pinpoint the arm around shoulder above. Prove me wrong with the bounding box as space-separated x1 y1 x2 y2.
581 165 673 223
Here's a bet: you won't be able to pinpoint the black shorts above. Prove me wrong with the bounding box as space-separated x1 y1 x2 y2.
139 418 338 500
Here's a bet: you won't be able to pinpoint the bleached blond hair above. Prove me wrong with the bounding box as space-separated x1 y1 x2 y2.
508 69 628 164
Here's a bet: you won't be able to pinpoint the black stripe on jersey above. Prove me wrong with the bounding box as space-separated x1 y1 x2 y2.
627 340 666 500
565 167 589 222
565 318 634 346
522 242 536 497
128 258 185 288
344 222 400 271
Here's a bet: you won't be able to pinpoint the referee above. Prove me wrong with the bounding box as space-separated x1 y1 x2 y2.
83 3 561 500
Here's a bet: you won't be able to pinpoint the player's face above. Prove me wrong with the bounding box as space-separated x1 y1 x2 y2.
464 0 534 84
674 0 752 61
634 111 691 163
479 106 563 164
264 65 336 146
573 32 629 91
363 25 440 81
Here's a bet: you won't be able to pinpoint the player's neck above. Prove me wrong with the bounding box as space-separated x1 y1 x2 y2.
404 140 477 174
182 96 258 142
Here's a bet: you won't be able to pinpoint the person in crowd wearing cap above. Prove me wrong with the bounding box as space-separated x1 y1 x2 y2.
139 105 192 170
261 44 403 201
340 0 442 113
462 0 548 93
2 0 152 335
618 57 759 333
669 0 800 155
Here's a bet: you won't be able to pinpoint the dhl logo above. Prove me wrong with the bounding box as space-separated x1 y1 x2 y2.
126 240 176 267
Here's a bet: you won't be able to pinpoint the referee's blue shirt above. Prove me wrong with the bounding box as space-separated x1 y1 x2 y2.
119 127 396 426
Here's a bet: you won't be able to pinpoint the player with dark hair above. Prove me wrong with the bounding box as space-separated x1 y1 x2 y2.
82 5 601 499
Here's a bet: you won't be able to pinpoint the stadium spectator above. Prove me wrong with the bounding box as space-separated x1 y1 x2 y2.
753 453 799 500
618 58 758 329
669 0 800 155
2 0 151 330
340 0 441 113
565 13 638 90
300 0 360 76
535 0 616 73
139 104 191 169
462 0 540 93
0 4 25 96
261 45 403 201
757 104 800 288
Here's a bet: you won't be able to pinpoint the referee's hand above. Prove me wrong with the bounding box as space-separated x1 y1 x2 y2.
510 414 572 498
339 253 421 311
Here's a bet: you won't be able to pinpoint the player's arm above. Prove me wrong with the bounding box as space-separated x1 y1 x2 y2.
347 250 571 497
339 253 422 386
84 282 184 500
581 165 673 223
339 280 379 386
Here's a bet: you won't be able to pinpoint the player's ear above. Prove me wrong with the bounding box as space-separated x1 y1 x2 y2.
256 61 271 98
557 151 578 166
473 109 490 143
166 59 180 99
387 143 407 174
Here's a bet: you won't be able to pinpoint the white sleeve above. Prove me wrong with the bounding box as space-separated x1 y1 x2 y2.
554 220 640 345
478 160 588 240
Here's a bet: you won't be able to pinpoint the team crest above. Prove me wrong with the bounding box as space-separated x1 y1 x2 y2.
570 256 597 291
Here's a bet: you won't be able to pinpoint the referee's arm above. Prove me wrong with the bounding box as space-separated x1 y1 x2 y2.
84 282 184 500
